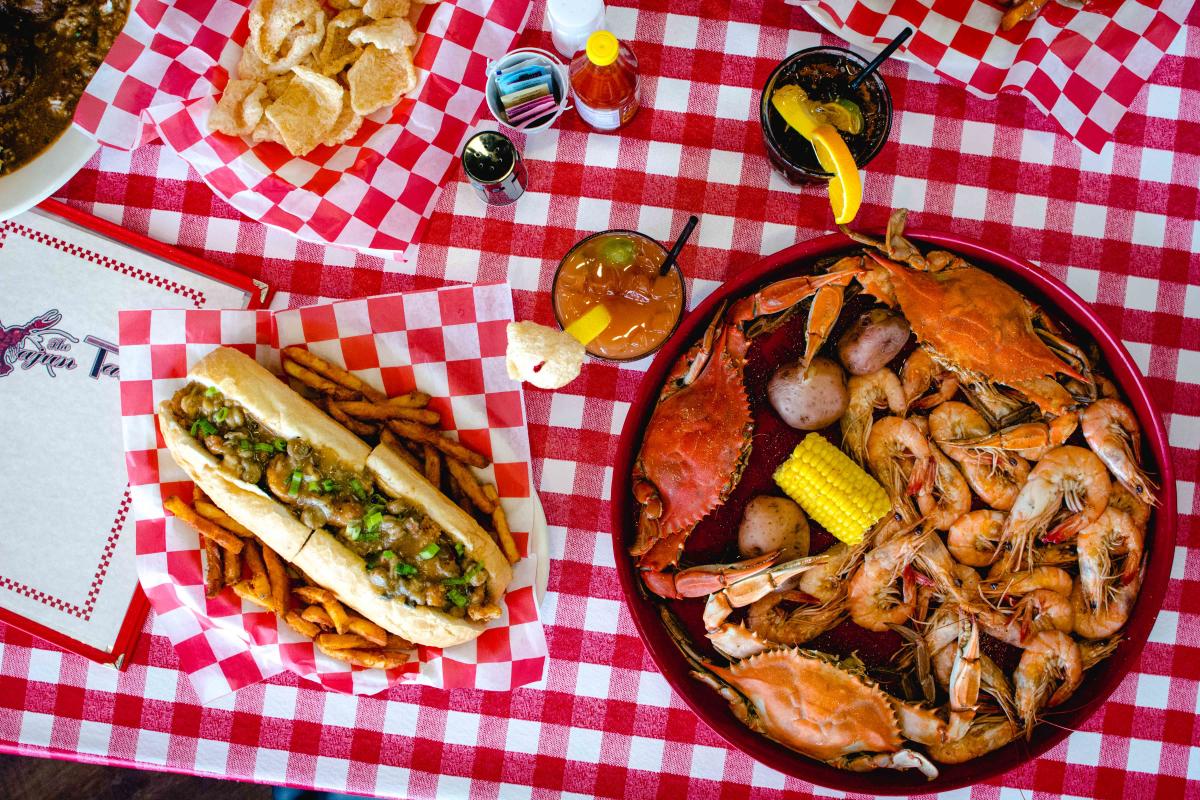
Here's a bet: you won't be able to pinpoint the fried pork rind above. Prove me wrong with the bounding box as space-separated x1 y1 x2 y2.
317 9 365 76
264 66 344 155
267 9 327 75
250 0 324 62
505 321 585 390
209 79 270 136
347 44 417 116
322 93 364 146
237 38 271 81
362 0 410 19
347 17 417 52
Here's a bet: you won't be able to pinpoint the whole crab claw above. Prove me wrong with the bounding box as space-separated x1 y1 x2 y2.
638 551 780 601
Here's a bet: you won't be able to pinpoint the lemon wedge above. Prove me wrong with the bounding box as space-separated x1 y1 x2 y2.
564 304 613 346
771 85 864 225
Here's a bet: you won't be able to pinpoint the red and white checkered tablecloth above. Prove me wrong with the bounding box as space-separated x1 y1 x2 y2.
3 0 1199 797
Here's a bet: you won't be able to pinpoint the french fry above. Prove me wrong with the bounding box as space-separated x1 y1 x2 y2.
282 346 386 402
224 547 242 586
386 420 489 469
446 458 495 514
315 632 375 651
194 499 254 537
334 400 440 425
422 445 441 487
285 611 321 638
202 537 223 598
386 634 413 650
316 645 409 670
484 484 519 565
232 580 271 610
347 616 388 647
324 398 378 437
387 391 431 408
260 543 290 616
241 539 271 601
282 358 357 400
300 604 336 629
164 496 244 554
193 485 204 503
380 427 423 470
294 586 351 634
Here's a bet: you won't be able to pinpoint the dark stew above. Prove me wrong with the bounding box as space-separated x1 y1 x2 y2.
171 382 500 622
0 0 129 175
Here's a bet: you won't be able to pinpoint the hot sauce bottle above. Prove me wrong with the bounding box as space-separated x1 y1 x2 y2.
569 31 640 131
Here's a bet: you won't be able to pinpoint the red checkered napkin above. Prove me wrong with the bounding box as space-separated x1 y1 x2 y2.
793 0 1190 152
75 0 530 253
117 284 545 702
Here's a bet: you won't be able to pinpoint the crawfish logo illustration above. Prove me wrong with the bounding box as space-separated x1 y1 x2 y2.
0 310 78 377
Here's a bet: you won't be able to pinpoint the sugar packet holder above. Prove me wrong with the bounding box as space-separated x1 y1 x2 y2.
485 47 570 133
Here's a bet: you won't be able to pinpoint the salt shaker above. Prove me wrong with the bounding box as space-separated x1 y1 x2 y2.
546 0 605 58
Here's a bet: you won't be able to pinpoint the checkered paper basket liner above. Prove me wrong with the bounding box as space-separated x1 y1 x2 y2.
74 0 530 254
792 0 1190 153
116 284 546 702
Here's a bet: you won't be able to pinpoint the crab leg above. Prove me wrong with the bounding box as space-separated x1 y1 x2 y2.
639 552 780 600
801 284 845 370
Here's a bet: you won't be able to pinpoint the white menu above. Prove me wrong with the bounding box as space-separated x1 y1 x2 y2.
0 208 255 661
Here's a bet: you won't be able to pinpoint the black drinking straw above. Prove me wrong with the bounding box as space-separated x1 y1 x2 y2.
849 27 913 91
659 215 699 277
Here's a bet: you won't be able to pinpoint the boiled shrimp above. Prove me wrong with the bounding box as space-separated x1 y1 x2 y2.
925 606 1013 719
796 541 859 603
917 446 972 531
847 530 928 631
1014 630 1083 737
926 714 1017 764
959 451 1030 511
947 510 1006 567
1017 414 1077 461
866 416 936 511
1077 506 1143 612
1080 636 1121 670
745 590 847 646
928 401 990 462
901 348 959 410
1081 399 1159 505
998 445 1110 571
1108 481 1151 531
1072 566 1143 640
982 566 1074 599
979 589 1073 647
842 369 907 464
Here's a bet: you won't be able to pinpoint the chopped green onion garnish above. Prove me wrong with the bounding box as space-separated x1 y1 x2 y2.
322 479 337 493
447 588 468 608
358 529 380 542
345 520 362 540
213 407 229 423
190 420 200 436
364 511 383 532
417 542 440 560
464 564 482 581
396 562 417 577
204 386 219 397
380 550 397 560
349 479 366 500
196 419 217 436
255 442 274 452
306 481 320 493
239 439 253 452
443 575 468 586
288 470 303 496
454 542 464 557
274 438 287 452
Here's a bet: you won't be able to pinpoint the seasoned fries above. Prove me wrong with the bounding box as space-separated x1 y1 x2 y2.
165 496 244 554
324 397 378 436
195 498 254 537
282 358 356 399
387 419 489 468
485 484 519 565
283 345 386 401
202 537 223 598
446 457 495 514
334 399 440 425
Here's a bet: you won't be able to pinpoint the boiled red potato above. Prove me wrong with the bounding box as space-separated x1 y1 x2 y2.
837 309 911 376
737 496 810 561
768 356 849 431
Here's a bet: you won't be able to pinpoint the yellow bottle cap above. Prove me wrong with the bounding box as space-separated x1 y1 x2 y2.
563 304 613 345
586 31 619 67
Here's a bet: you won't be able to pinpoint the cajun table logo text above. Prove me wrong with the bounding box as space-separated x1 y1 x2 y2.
0 309 118 379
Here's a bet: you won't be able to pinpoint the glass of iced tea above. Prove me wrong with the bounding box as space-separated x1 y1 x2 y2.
761 46 893 184
552 230 686 362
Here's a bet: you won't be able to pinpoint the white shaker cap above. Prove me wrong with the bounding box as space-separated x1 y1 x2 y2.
547 0 604 31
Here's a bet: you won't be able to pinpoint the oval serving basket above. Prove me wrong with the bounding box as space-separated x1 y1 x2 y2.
610 229 1177 794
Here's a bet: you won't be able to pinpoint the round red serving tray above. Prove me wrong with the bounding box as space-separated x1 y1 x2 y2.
610 229 1177 794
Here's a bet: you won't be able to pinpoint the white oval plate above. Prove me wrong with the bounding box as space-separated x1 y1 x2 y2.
0 126 98 221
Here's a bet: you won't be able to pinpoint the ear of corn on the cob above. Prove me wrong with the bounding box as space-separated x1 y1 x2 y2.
773 433 890 545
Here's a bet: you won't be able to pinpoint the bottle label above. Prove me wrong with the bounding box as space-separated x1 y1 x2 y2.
574 97 624 131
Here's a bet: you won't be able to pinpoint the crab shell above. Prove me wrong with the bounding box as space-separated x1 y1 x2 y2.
702 649 905 762
867 251 1085 392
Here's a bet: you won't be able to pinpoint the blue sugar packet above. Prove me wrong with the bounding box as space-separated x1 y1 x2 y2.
496 64 551 90
498 74 552 96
